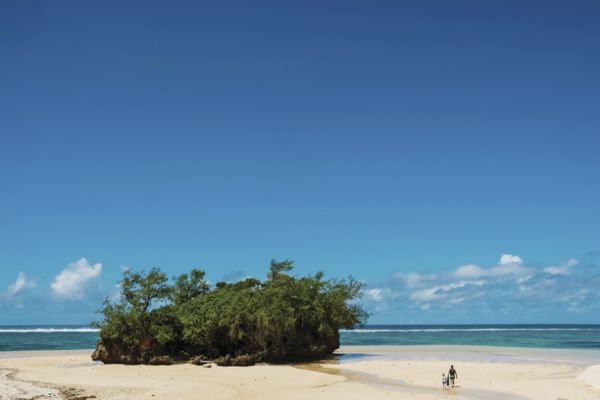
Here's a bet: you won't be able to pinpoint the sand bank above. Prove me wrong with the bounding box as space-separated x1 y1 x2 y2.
0 346 599 400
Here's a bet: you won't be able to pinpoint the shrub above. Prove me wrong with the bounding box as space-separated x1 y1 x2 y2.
92 260 367 365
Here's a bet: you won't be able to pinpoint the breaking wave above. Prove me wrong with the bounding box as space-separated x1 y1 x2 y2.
0 328 99 333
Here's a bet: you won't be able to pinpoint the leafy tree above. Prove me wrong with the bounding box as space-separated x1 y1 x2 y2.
121 268 171 314
267 259 294 280
93 260 368 365
171 269 209 305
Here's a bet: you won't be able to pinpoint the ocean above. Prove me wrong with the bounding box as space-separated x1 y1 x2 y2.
341 324 600 349
1 325 599 352
0 327 99 351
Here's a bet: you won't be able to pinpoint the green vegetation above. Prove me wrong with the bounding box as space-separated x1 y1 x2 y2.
92 260 367 365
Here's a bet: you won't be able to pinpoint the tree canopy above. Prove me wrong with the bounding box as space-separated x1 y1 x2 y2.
92 260 367 365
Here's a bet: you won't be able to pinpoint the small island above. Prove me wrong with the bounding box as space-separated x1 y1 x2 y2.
92 260 367 366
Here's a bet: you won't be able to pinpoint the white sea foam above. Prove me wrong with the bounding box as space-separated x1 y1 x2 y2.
0 328 99 333
341 328 600 333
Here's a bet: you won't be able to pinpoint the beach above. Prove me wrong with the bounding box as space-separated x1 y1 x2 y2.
1 346 599 400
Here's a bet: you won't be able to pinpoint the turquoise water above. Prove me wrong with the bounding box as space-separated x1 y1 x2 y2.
1 325 599 351
341 324 600 349
0 326 99 351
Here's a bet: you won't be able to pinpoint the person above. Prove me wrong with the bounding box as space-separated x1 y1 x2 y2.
442 373 448 389
448 365 458 388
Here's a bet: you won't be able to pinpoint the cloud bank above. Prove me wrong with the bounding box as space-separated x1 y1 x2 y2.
362 253 600 323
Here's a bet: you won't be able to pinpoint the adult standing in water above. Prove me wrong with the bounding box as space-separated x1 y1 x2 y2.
448 365 458 388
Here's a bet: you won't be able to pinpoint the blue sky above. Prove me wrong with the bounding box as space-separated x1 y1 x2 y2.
1 1 599 325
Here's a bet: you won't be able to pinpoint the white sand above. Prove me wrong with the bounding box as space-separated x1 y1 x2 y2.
578 365 600 391
0 369 60 399
0 346 599 400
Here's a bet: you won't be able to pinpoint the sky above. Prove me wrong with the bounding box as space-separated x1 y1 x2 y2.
1 0 599 325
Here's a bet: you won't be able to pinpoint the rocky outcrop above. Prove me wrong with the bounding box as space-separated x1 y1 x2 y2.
213 354 257 366
91 341 167 365
91 338 338 367
91 262 364 368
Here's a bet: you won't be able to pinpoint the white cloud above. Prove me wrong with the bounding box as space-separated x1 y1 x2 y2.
410 280 485 302
410 287 438 302
490 254 531 277
517 277 556 296
396 272 436 288
453 264 487 278
407 254 535 311
364 287 398 303
544 259 578 276
453 254 532 279
516 275 533 284
51 258 102 299
364 288 384 301
499 254 523 265
6 272 35 296
360 253 599 320
556 288 588 304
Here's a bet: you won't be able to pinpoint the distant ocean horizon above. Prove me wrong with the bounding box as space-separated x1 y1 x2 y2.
1 324 599 352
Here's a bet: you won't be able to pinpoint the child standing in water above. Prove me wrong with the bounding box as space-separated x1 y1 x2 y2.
442 373 447 389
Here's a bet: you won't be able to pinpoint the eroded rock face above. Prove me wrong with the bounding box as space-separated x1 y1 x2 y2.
190 355 216 365
148 355 175 365
213 354 257 366
231 354 257 366
91 342 142 365
91 331 340 367
90 343 111 363
213 355 232 366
